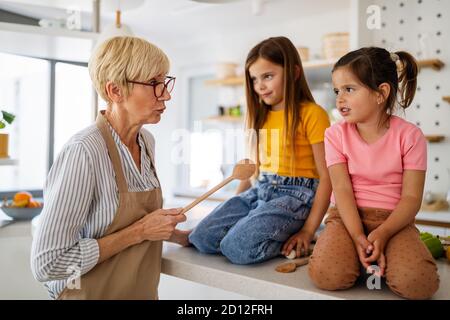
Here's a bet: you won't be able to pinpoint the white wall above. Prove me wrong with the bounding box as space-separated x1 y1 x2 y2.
354 0 450 198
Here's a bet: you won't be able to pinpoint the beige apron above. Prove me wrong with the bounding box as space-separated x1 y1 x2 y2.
58 112 163 300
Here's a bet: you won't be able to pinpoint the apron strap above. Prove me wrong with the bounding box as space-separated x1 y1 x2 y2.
96 111 128 193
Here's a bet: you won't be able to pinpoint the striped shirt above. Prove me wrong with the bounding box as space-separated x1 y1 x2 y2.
31 121 159 299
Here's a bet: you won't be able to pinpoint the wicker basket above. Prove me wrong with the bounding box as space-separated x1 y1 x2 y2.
322 32 349 60
297 47 310 62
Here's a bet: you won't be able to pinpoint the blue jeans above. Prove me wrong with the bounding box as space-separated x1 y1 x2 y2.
188 173 319 265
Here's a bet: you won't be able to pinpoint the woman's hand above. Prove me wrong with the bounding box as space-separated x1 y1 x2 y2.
97 208 186 264
135 208 186 242
282 229 314 258
365 228 389 277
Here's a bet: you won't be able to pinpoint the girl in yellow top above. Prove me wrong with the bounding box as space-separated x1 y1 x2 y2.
188 37 332 264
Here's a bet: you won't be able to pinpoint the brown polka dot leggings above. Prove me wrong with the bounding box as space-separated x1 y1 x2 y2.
308 207 440 300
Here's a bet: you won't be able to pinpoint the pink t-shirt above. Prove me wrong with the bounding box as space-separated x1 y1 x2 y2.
325 115 427 210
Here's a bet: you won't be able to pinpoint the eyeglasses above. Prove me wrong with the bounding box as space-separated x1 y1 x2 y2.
126 76 176 98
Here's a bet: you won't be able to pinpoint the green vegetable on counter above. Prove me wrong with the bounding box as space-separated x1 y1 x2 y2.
420 232 444 259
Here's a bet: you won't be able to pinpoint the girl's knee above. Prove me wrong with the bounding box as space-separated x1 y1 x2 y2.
220 232 278 265
387 264 439 300
219 231 257 264
308 255 359 291
219 236 251 264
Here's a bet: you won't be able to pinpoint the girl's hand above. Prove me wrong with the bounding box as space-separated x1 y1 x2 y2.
281 229 314 258
367 253 386 278
365 228 389 276
353 234 374 271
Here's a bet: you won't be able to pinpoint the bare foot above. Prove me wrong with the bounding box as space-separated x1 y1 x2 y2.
168 229 192 247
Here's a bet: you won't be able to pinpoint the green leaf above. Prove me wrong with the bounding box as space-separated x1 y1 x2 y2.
0 121 5 129
1 111 15 124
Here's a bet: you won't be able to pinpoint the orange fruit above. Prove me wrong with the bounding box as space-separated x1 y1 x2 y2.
13 191 33 208
13 191 33 202
12 199 29 208
27 200 41 208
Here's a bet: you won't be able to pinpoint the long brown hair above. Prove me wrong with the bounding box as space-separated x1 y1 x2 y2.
244 36 315 176
332 47 418 127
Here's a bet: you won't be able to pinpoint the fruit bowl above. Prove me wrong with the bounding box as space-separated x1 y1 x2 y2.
1 206 43 220
1 191 43 220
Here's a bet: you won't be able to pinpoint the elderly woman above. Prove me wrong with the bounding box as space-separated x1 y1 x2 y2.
31 36 187 300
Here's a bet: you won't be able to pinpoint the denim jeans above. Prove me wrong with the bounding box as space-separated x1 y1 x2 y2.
188 173 319 265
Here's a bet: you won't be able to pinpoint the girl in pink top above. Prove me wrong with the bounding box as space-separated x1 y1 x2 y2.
308 47 439 300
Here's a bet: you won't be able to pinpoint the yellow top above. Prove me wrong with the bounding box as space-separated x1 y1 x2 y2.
259 102 330 178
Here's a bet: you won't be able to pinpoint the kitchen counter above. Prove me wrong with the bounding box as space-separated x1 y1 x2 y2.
161 202 450 300
2 203 450 300
161 243 450 300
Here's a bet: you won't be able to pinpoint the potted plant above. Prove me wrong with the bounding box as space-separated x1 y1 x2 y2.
0 110 15 159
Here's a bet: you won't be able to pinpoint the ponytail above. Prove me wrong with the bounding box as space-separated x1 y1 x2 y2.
395 51 418 109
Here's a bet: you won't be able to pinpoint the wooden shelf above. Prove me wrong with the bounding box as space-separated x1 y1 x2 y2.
425 135 446 143
0 158 17 166
205 59 337 86
301 58 445 71
443 96 450 103
303 58 443 71
418 59 445 71
205 58 444 86
202 115 244 123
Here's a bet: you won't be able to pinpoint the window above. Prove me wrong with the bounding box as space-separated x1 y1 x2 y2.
0 52 91 195
54 62 92 158
175 71 246 199
0 53 49 192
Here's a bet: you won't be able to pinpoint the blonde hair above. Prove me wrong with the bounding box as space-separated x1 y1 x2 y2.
89 36 170 104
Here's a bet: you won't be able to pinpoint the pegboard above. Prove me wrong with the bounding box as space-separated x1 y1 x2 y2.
364 0 450 198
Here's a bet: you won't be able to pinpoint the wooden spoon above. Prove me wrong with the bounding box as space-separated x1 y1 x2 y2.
181 159 256 214
275 256 310 273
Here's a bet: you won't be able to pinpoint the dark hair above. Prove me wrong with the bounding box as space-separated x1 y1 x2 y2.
332 47 418 125
244 36 315 175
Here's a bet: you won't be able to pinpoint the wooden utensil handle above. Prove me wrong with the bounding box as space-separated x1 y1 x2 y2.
181 176 234 214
